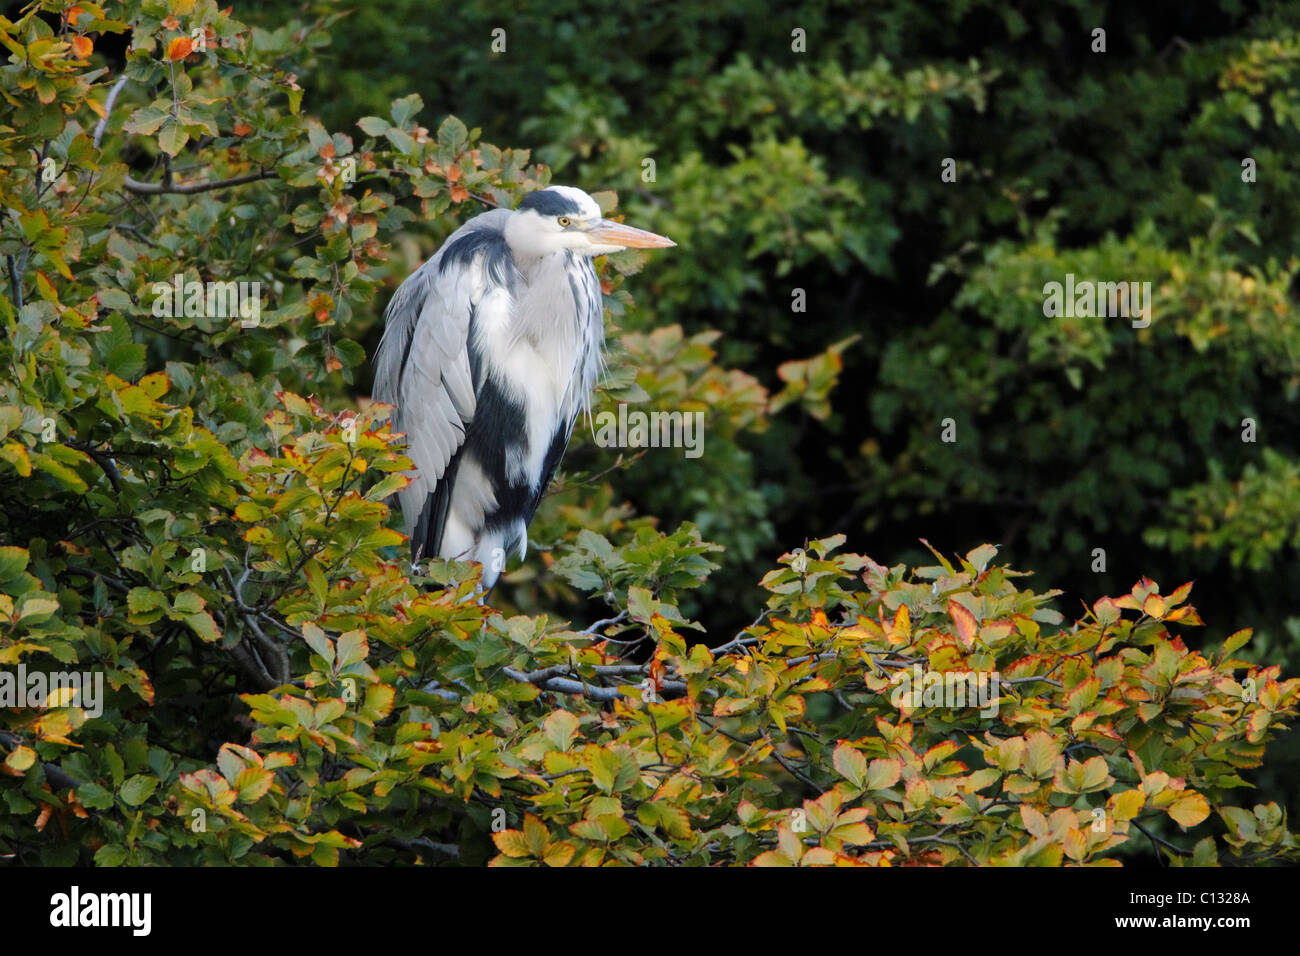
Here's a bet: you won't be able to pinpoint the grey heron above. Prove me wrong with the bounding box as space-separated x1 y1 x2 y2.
373 185 675 590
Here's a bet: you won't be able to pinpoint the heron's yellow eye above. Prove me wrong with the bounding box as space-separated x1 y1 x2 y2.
557 216 571 227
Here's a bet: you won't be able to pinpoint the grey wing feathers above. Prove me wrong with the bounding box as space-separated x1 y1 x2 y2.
373 211 509 560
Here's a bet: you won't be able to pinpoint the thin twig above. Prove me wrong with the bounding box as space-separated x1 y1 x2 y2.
1131 818 1192 860
710 609 772 655
93 75 130 148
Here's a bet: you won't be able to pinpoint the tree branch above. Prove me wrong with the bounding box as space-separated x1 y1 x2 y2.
123 168 277 195
64 440 121 493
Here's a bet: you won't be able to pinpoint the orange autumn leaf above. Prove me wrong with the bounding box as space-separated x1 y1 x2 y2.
233 120 252 136
309 293 335 322
70 36 93 58
449 184 470 204
948 599 978 648
166 36 193 61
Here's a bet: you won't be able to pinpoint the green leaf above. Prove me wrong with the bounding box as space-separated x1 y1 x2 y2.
172 590 205 615
390 93 423 126
184 612 221 643
94 845 128 866
965 543 998 573
106 342 146 381
128 587 167 615
159 119 189 157
302 621 334 664
0 546 29 581
77 781 115 810
437 115 469 153
118 774 158 807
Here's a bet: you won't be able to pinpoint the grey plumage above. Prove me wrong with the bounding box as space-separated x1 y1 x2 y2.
373 186 673 590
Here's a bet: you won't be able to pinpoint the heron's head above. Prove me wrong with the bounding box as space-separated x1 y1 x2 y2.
505 186 675 258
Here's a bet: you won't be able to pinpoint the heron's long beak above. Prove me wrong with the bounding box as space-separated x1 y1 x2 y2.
587 219 676 248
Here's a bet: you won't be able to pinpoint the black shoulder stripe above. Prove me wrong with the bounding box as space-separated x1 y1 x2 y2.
439 226 518 290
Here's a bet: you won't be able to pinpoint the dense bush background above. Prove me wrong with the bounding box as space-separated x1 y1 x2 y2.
285 0 1300 648
0 0 1297 865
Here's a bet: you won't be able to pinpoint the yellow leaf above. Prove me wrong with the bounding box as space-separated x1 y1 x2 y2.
891 603 911 641
1023 731 1060 779
522 813 550 857
865 757 901 791
491 829 530 858
1020 804 1049 837
4 746 36 772
1167 792 1210 829
46 685 79 708
800 847 837 866
1061 827 1087 862
1110 788 1145 823
543 841 575 867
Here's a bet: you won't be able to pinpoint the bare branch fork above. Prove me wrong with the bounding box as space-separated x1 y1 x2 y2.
223 565 291 685
93 73 279 195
